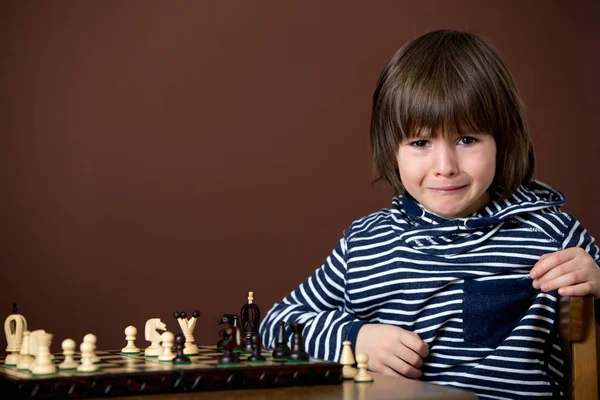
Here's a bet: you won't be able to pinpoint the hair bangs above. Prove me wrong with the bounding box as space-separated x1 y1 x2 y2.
396 53 493 142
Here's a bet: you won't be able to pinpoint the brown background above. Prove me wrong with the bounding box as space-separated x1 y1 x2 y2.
1 1 598 352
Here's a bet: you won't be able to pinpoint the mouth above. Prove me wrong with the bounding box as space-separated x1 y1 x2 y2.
429 185 467 193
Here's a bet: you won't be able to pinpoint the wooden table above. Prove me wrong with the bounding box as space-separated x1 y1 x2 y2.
116 373 477 400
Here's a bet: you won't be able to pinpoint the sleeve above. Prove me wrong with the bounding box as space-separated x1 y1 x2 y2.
561 215 600 323
259 237 367 362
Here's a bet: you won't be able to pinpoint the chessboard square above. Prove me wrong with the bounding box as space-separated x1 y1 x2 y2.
197 360 218 366
190 356 212 361
142 357 162 364
114 360 147 366
199 351 222 357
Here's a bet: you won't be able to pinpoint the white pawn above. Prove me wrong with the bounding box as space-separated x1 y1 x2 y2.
83 333 100 363
30 332 57 375
77 341 98 372
353 353 374 383
340 340 358 379
16 331 33 370
121 326 140 354
59 338 78 370
158 331 175 362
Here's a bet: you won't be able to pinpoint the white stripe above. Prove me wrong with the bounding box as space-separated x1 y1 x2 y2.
353 289 462 311
474 364 546 374
348 277 459 295
562 220 579 248
424 371 550 385
428 381 552 397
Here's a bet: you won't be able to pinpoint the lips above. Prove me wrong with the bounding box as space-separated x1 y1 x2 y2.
430 185 467 192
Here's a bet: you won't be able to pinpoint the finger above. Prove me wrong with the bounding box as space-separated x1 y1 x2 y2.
377 364 403 377
531 249 580 279
534 258 583 288
398 332 429 358
538 270 587 293
533 263 576 290
557 282 598 297
384 355 423 379
393 344 424 368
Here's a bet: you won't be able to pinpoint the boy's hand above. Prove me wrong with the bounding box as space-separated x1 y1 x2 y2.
530 247 600 298
355 324 429 379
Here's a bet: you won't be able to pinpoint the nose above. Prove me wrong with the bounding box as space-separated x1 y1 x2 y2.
433 144 458 177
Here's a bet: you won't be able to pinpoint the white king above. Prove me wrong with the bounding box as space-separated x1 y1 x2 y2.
4 312 27 366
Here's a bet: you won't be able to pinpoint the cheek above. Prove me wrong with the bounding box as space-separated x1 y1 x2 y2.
397 155 425 184
470 151 496 182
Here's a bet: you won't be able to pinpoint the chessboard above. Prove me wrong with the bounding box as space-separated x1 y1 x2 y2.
0 346 342 399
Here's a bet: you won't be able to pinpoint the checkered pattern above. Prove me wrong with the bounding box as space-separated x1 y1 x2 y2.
0 346 327 380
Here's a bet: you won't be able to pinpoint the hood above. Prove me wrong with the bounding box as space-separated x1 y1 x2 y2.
390 180 566 256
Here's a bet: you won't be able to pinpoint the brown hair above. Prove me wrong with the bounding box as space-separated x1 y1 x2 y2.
370 29 535 199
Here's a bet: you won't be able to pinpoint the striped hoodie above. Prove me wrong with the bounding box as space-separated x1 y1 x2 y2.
260 181 600 399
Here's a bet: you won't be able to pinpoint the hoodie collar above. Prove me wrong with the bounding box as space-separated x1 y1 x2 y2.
394 180 566 230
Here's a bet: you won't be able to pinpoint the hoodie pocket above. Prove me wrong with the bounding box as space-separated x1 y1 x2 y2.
463 278 536 348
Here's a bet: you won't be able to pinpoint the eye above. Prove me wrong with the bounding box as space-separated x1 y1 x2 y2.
458 136 477 145
409 140 430 148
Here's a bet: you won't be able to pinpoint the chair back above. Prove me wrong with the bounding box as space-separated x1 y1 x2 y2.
559 295 598 400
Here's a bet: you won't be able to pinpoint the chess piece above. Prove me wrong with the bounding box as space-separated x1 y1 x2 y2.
242 333 253 353
354 353 374 383
16 330 33 370
4 303 27 366
216 313 237 348
231 315 242 349
77 341 99 372
288 322 309 361
173 333 191 364
272 321 290 360
144 318 166 357
30 332 57 375
158 331 175 362
59 338 78 370
174 309 200 355
83 333 101 363
247 333 266 363
240 292 261 352
121 325 140 354
340 340 358 379
217 324 240 365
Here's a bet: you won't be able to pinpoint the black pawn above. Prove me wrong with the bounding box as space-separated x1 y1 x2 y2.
247 333 266 362
218 349 240 364
218 325 240 365
242 331 253 352
272 321 290 360
288 322 309 361
173 333 191 364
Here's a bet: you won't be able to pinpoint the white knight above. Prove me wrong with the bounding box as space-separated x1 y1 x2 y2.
144 318 167 357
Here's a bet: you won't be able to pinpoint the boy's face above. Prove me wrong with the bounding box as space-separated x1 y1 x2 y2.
396 131 496 219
